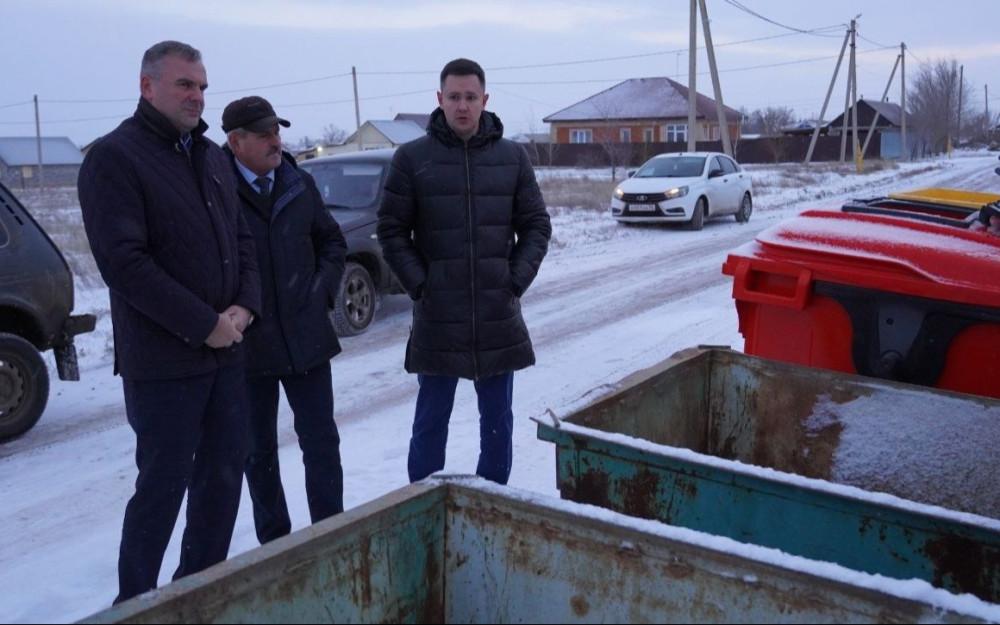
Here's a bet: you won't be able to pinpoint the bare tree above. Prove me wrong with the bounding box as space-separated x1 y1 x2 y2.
907 59 974 155
322 124 348 146
590 100 632 180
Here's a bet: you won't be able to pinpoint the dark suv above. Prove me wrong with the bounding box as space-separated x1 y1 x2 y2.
0 181 95 441
299 149 402 336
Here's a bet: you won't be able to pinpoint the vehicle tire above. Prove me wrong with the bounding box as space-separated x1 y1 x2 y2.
331 262 377 337
0 333 49 442
736 192 753 223
687 197 706 231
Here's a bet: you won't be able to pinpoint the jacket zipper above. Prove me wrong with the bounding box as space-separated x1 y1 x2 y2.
465 143 479 380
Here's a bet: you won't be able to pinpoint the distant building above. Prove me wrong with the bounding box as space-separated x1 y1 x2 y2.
393 113 431 129
0 136 83 188
786 99 905 159
543 77 742 145
298 119 426 160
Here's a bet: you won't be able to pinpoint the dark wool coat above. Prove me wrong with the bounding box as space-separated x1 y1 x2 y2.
231 151 347 377
78 98 261 380
377 108 551 380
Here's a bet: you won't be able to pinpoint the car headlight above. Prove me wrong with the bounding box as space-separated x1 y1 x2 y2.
665 186 689 199
614 187 625 199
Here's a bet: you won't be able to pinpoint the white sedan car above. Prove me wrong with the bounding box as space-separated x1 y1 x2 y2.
610 152 753 229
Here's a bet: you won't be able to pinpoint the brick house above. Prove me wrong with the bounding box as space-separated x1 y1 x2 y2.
543 77 741 145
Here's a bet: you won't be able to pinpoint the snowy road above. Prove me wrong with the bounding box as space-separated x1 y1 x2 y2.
2 153 998 622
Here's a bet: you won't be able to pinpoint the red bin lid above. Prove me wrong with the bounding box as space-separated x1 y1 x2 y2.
725 210 1000 309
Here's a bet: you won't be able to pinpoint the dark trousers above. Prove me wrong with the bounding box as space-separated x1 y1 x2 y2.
245 362 343 544
408 371 515 485
116 366 248 604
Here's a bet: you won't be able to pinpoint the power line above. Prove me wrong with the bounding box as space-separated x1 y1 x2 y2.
722 0 844 37
0 100 33 110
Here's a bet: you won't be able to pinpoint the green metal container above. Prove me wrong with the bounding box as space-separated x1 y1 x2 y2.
536 347 1000 604
80 477 998 624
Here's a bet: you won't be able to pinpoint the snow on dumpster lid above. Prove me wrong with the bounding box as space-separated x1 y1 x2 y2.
746 209 1000 308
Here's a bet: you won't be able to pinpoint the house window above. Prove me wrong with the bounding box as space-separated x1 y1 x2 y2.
643 128 655 143
662 124 687 143
570 129 592 144
620 128 631 143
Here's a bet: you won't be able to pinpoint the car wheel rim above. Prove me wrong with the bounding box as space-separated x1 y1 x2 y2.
0 360 24 415
345 275 373 327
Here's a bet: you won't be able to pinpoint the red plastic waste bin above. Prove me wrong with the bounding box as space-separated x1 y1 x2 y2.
722 209 1000 399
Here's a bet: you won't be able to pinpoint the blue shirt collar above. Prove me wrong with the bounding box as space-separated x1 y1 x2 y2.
233 158 275 193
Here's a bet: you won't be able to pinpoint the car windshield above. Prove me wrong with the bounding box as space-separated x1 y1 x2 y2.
635 156 706 178
303 162 385 209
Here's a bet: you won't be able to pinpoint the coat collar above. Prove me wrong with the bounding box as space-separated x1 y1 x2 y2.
427 107 504 148
134 97 209 147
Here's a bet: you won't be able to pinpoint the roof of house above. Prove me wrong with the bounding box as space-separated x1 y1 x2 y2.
348 120 426 145
393 113 431 129
510 132 551 143
0 136 83 166
864 99 903 126
543 77 741 123
828 99 904 128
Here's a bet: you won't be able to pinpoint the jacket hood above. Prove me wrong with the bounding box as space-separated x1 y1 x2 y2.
428 108 504 148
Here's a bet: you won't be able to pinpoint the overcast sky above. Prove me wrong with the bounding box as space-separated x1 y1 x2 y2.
3 0 999 148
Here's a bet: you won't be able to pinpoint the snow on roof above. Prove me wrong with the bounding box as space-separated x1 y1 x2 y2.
543 77 741 123
365 120 426 144
0 136 83 166
864 99 903 126
393 113 431 129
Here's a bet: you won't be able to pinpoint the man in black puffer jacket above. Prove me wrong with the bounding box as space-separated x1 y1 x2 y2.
377 58 551 485
78 41 260 603
222 96 348 545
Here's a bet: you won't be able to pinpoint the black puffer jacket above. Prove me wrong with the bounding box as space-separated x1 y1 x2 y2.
230 151 347 377
377 108 551 380
78 98 261 380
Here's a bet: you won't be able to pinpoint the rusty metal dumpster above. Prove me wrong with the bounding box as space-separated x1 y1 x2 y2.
535 347 1000 604
80 476 998 624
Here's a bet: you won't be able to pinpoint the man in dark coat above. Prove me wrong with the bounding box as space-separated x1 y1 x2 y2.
377 58 551 485
223 96 348 544
77 41 261 603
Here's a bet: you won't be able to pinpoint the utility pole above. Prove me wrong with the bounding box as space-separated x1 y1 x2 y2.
957 65 964 148
860 54 901 160
352 66 362 152
840 19 856 162
33 94 44 191
901 43 907 160
850 22 860 172
805 28 850 164
687 0 698 152
698 0 733 157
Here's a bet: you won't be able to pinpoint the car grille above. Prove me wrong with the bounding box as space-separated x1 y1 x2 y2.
622 192 667 203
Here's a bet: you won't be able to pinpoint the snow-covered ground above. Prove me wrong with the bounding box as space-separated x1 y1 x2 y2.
2 152 999 622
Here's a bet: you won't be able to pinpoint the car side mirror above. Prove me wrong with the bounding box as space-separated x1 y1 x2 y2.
995 166 1000 176
626 169 637 178
708 169 724 178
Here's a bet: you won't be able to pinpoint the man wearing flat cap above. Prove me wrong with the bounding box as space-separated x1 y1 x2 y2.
223 96 349 544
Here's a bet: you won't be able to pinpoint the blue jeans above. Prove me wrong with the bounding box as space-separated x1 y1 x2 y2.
408 372 515 485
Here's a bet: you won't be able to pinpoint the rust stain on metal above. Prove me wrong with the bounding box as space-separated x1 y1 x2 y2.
749 382 852 480
570 594 590 617
620 469 662 520
358 534 373 607
420 534 445 624
575 468 614 510
660 559 695 579
922 535 1000 603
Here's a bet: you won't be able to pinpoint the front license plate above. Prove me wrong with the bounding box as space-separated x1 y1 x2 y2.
629 203 656 212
